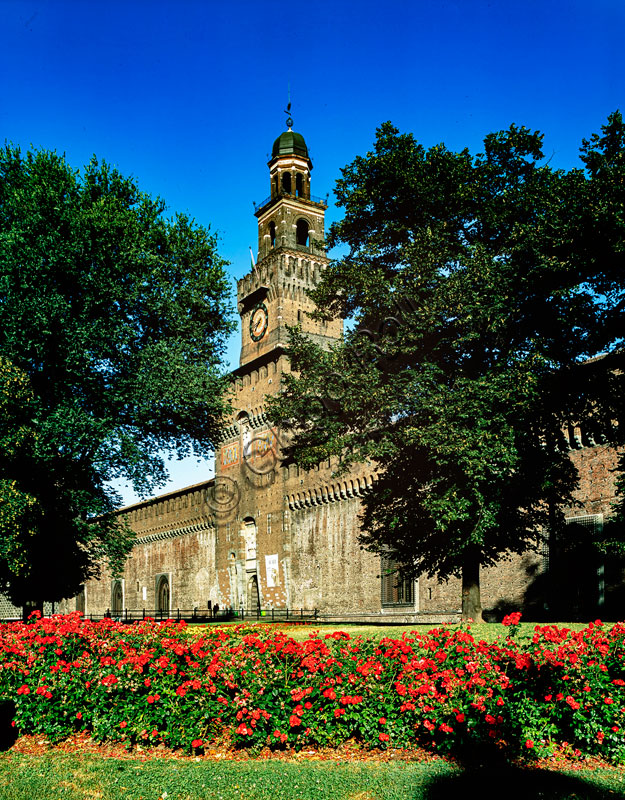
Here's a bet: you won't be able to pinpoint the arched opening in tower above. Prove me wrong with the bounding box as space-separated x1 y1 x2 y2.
281 172 292 194
296 218 309 246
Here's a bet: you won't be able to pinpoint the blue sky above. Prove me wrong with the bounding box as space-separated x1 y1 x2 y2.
2 0 623 504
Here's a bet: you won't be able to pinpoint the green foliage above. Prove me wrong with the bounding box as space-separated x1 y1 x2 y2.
268 114 625 616
0 146 235 607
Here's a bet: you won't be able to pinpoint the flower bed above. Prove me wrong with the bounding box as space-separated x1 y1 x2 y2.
0 613 623 761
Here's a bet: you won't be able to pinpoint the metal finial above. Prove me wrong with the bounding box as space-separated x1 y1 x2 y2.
284 84 293 129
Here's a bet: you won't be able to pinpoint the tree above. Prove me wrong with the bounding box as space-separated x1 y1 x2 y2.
0 146 235 613
268 115 625 620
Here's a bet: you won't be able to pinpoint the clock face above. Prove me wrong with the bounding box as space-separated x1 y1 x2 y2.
249 303 269 342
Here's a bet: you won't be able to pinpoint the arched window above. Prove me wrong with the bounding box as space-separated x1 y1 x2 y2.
281 172 292 194
296 219 309 246
269 221 276 247
295 172 304 196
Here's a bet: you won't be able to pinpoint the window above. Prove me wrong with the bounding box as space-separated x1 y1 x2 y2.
281 172 292 194
295 172 304 196
269 221 276 247
381 557 414 606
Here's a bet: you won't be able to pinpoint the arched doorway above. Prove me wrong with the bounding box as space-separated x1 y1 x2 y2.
247 574 260 613
76 586 85 614
156 574 170 615
111 581 123 614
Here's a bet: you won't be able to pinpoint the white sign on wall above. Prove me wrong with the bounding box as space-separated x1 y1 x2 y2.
265 554 279 588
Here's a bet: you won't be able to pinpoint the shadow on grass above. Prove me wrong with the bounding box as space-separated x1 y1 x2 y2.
421 740 621 800
0 701 17 752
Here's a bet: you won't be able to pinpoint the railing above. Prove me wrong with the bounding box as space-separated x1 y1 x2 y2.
0 607 460 625
99 607 319 624
253 191 328 211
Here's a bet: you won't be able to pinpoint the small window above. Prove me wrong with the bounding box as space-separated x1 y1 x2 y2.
296 172 304 196
296 219 309 246
269 221 276 247
281 172 292 194
381 557 413 606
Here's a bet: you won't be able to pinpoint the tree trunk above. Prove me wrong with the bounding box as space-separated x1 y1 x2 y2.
461 550 482 621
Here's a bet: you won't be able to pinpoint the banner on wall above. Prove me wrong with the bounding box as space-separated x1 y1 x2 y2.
221 442 239 468
265 554 279 587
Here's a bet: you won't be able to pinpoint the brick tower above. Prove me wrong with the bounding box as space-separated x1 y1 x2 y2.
214 120 343 612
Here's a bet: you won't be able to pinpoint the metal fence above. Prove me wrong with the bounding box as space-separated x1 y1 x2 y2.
98 607 319 624
0 607 461 625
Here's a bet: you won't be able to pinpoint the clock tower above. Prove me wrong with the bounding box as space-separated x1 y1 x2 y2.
216 120 344 613
236 121 342 370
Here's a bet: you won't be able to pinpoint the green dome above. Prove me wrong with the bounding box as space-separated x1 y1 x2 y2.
271 130 309 160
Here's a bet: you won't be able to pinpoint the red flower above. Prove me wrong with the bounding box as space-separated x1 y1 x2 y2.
289 715 301 727
191 739 202 748
379 732 390 742
120 721 127 728
525 739 534 749
502 612 522 627
485 715 496 725
456 713 465 723
16 685 30 695
378 717 386 725
75 712 82 720
604 697 614 704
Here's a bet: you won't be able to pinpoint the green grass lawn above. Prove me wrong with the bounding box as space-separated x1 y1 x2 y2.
0 753 623 800
188 621 601 643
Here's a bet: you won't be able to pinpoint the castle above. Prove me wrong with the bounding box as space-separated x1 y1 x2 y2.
60 125 624 622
